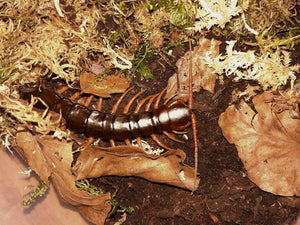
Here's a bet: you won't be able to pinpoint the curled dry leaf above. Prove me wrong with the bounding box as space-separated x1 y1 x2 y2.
219 91 300 196
80 71 130 98
72 145 200 192
15 131 111 225
165 37 221 100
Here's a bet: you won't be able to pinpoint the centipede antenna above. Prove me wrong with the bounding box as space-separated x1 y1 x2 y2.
188 41 193 110
188 39 198 192
124 89 146 114
163 131 185 143
97 97 103 111
154 88 167 109
111 87 134 113
84 94 94 107
56 86 70 95
150 134 172 151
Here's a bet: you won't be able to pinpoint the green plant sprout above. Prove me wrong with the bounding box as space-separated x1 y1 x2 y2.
108 186 134 217
161 40 188 56
244 28 300 53
88 68 111 90
107 29 128 47
23 181 49 206
75 179 104 196
130 41 155 81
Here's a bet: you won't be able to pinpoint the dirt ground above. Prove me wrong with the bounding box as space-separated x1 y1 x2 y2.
63 42 300 225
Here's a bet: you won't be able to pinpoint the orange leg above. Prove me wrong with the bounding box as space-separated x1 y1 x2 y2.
111 87 134 113
123 89 146 113
172 130 188 135
134 94 155 113
150 134 172 151
70 91 81 101
145 93 159 111
163 131 184 143
109 139 116 147
154 88 167 109
81 137 94 148
97 97 103 111
136 137 143 149
56 86 70 95
84 94 94 107
125 139 131 146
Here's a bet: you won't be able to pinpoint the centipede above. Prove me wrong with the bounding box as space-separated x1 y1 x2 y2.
21 84 196 150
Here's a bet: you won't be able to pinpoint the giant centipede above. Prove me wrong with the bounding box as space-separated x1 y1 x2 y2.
21 85 197 151
22 71 199 189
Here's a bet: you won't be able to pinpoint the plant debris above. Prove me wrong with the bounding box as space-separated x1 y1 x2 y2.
219 90 300 196
206 40 300 91
72 145 199 192
166 37 221 100
15 131 111 225
80 71 130 98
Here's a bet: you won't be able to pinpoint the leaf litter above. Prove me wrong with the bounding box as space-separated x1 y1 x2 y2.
15 130 111 225
219 89 300 196
73 145 199 191
14 126 199 224
165 37 221 100
80 71 130 98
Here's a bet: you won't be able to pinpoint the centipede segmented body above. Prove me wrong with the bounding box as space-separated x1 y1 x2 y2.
22 86 196 151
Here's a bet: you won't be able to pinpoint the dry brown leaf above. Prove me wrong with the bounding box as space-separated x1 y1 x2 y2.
80 71 130 98
72 145 199 192
165 37 221 100
16 131 111 225
219 92 300 196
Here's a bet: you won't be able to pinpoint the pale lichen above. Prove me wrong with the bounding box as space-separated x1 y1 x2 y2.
205 41 300 90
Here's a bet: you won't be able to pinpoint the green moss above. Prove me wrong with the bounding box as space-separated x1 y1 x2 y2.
149 0 194 28
108 187 134 217
23 181 49 206
75 179 104 196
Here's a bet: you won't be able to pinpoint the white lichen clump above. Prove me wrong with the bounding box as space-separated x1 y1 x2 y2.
205 41 300 90
190 0 243 31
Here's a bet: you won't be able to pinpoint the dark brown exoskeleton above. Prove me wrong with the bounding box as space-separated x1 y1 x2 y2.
22 87 195 151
